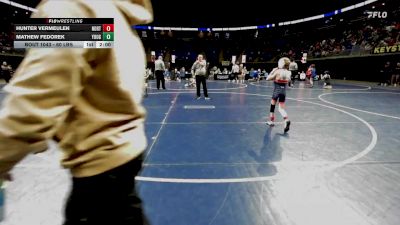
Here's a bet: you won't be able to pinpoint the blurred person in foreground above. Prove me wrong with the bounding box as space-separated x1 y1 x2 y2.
0 0 153 224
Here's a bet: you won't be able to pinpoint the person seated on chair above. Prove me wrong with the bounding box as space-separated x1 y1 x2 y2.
215 67 222 74
209 66 217 79
179 67 186 81
256 69 262 82
164 68 171 81
261 69 267 80
170 68 179 81
322 71 332 89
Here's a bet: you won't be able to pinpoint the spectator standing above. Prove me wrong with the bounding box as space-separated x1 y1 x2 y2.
238 64 246 83
206 62 211 80
391 62 400 87
1 61 12 83
306 64 316 88
379 62 391 86
288 59 298 87
231 62 240 83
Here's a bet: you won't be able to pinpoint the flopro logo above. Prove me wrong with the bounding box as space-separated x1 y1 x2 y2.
366 11 388 18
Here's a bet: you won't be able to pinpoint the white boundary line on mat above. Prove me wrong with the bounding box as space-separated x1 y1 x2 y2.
249 81 371 91
143 93 179 161
148 80 247 91
318 91 400 120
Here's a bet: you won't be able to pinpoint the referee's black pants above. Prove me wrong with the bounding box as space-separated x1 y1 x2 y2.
155 70 165 89
289 70 297 86
195 75 208 98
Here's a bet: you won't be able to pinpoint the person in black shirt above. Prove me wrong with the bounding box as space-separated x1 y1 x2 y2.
379 62 391 86
1 61 12 83
391 62 400 87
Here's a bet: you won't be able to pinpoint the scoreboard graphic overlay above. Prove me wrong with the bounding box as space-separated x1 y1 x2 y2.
14 18 114 49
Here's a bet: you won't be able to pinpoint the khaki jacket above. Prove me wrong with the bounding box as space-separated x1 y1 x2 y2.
0 0 153 177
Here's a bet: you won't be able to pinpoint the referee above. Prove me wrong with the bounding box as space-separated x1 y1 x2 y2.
154 55 166 90
191 54 210 100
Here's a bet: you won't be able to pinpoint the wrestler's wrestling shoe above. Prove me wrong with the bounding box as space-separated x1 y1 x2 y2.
284 120 291 133
266 121 275 126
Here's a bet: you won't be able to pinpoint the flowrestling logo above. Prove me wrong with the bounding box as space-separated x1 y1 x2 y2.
366 11 388 18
